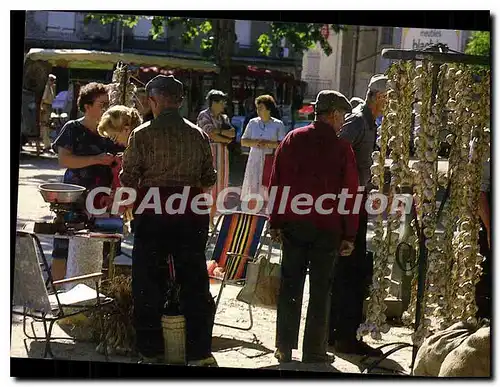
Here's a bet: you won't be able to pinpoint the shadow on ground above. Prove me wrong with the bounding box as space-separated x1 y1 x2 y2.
260 361 340 373
19 151 59 165
25 339 136 364
212 335 273 359
17 175 62 187
26 339 90 360
333 351 408 375
31 173 63 182
17 216 53 227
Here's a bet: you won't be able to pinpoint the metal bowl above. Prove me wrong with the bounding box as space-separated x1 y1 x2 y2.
38 183 87 204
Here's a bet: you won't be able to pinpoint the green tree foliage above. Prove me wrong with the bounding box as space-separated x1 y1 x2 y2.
259 22 343 56
464 31 490 75
84 14 343 59
465 31 490 56
84 14 343 113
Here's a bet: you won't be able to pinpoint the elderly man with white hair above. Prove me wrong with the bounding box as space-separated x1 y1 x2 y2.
328 74 388 357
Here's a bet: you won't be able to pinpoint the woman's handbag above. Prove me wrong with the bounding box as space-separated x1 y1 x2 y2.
236 255 281 310
262 153 274 188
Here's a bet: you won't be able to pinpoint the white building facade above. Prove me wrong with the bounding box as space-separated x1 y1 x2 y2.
301 26 343 102
301 25 472 102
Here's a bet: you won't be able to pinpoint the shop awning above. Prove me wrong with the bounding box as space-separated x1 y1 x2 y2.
231 63 297 81
25 48 219 73
298 104 314 114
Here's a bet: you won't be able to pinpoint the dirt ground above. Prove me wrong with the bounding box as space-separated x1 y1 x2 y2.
12 148 416 375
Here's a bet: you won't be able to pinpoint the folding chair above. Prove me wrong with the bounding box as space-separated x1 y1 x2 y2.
12 230 114 359
208 211 268 331
20 223 52 288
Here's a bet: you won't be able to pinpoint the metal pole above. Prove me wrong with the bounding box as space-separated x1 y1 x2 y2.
121 22 124 53
381 48 490 66
350 26 360 98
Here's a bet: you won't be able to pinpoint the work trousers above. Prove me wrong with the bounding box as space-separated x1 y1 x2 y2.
132 213 215 360
329 204 372 342
276 221 340 359
40 103 52 149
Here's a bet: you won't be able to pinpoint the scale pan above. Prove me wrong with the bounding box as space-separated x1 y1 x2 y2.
38 183 86 204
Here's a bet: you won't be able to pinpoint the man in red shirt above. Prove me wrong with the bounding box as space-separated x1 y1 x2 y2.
269 90 359 364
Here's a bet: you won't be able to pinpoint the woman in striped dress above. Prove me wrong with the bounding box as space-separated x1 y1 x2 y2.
197 90 235 228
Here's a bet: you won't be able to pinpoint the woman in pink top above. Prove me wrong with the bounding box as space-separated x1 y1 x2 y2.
196 90 236 228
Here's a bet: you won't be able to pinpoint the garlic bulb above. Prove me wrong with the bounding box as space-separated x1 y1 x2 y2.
360 61 490 347
438 67 490 329
403 60 441 346
108 62 138 109
359 61 416 341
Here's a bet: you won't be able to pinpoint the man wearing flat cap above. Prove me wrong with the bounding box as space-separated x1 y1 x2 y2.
349 97 365 110
269 90 359 364
120 75 218 366
328 74 388 357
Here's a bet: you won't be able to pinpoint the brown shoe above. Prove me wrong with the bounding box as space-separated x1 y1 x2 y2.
274 349 292 363
188 355 218 367
138 353 164 364
302 353 335 364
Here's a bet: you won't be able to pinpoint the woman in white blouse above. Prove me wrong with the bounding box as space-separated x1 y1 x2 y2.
240 95 287 211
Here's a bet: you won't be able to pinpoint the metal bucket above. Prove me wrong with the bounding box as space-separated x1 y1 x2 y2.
161 315 186 365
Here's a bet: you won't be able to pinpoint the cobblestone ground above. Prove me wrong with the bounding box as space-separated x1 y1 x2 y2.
12 147 421 375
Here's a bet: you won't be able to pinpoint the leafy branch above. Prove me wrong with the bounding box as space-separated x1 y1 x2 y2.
85 14 343 58
465 31 490 57
257 23 345 56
